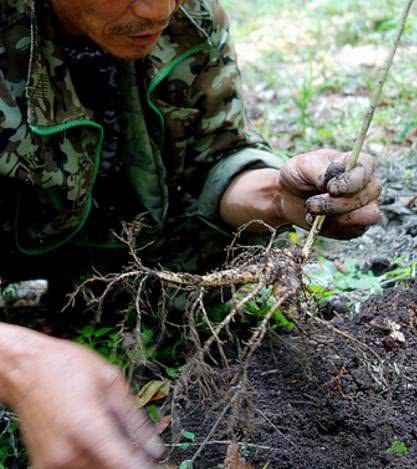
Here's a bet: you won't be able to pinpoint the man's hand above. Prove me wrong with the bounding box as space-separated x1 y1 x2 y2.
0 325 162 469
220 149 381 239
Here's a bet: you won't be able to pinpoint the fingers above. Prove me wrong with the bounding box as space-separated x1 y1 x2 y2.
67 404 160 469
280 149 342 195
60 369 162 469
28 404 159 469
307 202 381 240
109 400 163 461
327 152 376 195
335 201 381 226
318 161 345 192
280 149 376 197
105 375 163 462
305 179 382 216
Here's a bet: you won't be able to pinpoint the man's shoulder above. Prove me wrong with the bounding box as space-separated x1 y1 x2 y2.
180 0 227 31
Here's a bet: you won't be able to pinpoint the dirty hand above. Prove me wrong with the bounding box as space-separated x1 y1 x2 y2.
0 325 162 469
220 149 381 239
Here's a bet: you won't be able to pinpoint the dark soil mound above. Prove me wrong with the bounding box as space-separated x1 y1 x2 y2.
170 283 417 469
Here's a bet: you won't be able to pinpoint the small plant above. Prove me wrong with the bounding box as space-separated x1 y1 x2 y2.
305 257 417 304
208 289 295 332
74 325 127 368
386 439 408 457
244 288 295 332
292 63 315 134
179 460 193 469
177 431 195 469
178 431 196 450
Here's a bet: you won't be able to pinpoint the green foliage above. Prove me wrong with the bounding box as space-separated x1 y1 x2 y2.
400 114 417 142
208 287 295 332
305 258 417 304
179 460 193 469
146 405 161 423
292 67 315 134
0 410 27 468
243 288 295 331
386 439 408 457
75 325 128 368
306 258 382 298
178 431 196 450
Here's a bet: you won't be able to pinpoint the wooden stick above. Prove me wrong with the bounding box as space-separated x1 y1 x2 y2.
302 0 415 260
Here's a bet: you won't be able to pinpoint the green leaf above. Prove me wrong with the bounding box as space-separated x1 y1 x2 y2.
273 309 295 331
146 405 160 423
166 367 181 379
98 347 110 357
94 327 112 338
80 325 95 338
386 439 408 456
179 460 193 469
178 442 192 450
207 303 231 321
243 301 259 315
181 431 195 441
374 17 396 32
142 327 154 345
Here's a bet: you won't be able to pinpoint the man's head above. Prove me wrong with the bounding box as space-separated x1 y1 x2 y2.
49 0 183 59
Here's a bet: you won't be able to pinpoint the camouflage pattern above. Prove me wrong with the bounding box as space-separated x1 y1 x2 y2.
0 0 284 255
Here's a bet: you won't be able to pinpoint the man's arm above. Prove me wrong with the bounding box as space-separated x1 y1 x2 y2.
0 323 161 468
176 0 285 225
180 2 380 238
220 150 381 239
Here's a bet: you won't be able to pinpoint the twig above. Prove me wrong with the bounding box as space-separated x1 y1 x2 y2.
302 0 415 259
306 311 383 363
165 439 280 452
255 408 297 448
190 395 237 464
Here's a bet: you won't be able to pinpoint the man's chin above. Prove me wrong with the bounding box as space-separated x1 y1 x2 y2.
108 45 154 60
90 36 155 60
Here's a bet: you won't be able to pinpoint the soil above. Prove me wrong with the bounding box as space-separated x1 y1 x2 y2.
169 281 417 469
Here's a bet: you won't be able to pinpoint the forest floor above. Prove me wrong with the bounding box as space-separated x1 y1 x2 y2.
169 282 417 469
166 1 417 468
1 1 417 468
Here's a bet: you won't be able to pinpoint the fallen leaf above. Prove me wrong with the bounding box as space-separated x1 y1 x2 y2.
224 443 254 469
156 415 173 434
137 380 171 408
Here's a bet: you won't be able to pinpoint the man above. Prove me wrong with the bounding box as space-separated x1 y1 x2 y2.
0 0 381 467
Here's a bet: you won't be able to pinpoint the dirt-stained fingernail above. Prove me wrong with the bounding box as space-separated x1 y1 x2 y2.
305 196 333 215
328 174 350 195
320 161 345 191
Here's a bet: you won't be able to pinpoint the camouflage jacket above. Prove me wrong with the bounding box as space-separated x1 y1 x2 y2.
0 0 283 256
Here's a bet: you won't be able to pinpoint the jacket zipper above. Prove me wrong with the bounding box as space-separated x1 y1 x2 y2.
15 120 104 256
18 41 214 255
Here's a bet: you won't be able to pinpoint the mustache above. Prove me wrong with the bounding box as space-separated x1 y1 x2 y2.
110 17 171 36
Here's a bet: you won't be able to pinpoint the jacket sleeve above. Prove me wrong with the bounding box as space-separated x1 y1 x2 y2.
184 0 286 223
